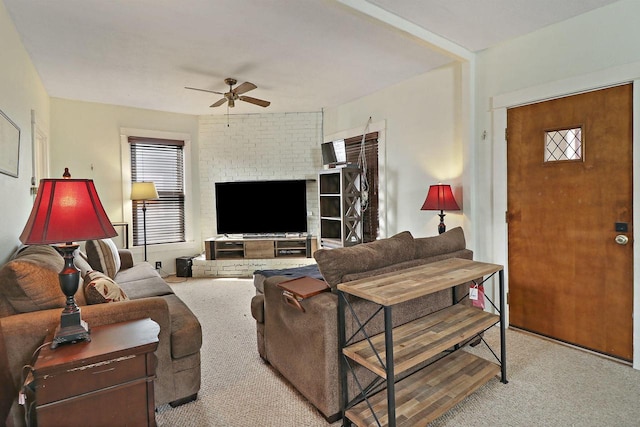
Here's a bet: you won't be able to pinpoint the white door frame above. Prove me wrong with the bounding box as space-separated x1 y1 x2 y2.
31 109 49 187
490 62 640 369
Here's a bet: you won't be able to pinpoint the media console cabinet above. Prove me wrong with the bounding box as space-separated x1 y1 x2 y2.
204 235 318 260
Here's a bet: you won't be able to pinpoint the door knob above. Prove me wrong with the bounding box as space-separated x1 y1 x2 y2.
615 235 629 245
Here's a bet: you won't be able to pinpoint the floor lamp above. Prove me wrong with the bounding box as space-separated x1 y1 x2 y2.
131 182 159 262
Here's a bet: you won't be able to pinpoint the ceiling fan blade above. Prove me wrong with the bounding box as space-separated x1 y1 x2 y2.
185 86 224 95
239 96 270 107
233 82 257 95
210 98 227 108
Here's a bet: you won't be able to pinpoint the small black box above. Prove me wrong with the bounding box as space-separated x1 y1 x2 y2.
176 256 194 277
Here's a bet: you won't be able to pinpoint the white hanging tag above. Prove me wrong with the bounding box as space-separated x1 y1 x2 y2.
469 285 479 300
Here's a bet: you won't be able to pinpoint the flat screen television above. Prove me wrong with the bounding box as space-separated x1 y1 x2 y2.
321 139 347 165
215 180 308 235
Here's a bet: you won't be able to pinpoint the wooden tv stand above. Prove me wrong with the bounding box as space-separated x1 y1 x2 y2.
204 235 317 260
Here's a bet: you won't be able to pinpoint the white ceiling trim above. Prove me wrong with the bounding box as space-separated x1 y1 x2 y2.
492 60 640 109
337 0 473 62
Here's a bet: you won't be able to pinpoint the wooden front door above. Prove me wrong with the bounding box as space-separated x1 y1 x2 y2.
507 84 633 361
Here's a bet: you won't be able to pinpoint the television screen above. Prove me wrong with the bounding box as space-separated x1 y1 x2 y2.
215 180 308 235
321 140 346 165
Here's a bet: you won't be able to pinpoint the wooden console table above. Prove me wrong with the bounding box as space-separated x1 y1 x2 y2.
31 318 159 427
337 258 507 427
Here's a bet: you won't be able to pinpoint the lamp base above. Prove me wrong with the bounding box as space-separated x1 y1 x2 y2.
51 317 90 349
51 243 91 349
438 211 447 234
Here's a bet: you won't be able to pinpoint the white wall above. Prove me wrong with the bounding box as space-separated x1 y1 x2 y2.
50 98 201 273
474 0 640 263
324 0 640 366
474 0 640 368
198 112 322 243
0 0 50 263
323 63 464 239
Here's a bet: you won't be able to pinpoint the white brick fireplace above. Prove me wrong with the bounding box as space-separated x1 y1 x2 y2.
196 112 322 276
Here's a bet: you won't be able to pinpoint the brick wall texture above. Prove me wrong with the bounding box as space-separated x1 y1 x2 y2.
198 112 322 243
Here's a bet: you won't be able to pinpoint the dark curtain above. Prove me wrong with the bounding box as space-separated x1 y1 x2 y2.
345 132 379 243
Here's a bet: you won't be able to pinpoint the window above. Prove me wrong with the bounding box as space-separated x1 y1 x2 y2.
545 127 583 162
129 136 185 246
344 132 379 243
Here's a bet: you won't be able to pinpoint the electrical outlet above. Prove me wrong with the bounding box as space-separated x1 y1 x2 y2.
155 261 162 270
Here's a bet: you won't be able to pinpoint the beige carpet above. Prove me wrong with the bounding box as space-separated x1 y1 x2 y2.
156 277 640 427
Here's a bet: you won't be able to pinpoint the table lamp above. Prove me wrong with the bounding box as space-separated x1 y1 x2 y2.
130 182 159 262
19 170 117 348
421 183 460 234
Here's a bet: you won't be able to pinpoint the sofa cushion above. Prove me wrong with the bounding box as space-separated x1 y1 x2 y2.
313 231 415 287
115 264 174 299
414 227 466 259
84 271 130 304
342 249 474 283
85 239 121 279
162 294 202 359
0 245 70 314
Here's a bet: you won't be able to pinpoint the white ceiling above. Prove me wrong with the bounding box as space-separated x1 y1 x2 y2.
4 0 621 116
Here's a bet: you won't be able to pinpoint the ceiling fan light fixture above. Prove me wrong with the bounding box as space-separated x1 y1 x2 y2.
185 77 270 109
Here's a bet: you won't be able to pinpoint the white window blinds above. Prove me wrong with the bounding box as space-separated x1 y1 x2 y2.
129 137 186 245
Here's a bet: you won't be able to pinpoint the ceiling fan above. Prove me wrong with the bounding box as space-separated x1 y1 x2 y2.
185 78 271 108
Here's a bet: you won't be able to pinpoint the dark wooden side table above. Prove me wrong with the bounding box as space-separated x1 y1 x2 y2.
32 318 160 427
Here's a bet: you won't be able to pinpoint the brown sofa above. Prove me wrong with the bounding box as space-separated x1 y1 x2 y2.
250 227 475 421
0 242 202 426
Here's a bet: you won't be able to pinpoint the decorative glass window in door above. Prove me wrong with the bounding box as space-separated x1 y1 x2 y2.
544 127 583 162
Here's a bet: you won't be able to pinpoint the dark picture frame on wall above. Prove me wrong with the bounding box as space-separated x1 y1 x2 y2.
0 108 20 178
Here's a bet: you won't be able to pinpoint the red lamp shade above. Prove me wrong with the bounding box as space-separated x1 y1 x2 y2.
20 179 117 245
420 184 460 212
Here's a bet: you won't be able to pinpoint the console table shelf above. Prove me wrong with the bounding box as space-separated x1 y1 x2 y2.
342 304 499 378
345 351 500 427
337 258 507 427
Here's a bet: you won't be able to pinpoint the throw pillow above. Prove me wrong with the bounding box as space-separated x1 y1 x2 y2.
85 239 121 279
73 249 93 278
84 270 129 304
413 226 466 259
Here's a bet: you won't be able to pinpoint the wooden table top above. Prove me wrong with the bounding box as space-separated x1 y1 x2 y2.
36 318 160 371
337 258 503 306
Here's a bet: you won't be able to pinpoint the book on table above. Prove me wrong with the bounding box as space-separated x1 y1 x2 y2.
277 276 330 312
277 276 330 300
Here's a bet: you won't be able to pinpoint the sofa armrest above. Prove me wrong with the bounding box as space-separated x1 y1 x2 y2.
251 294 264 323
262 277 341 417
118 249 135 270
